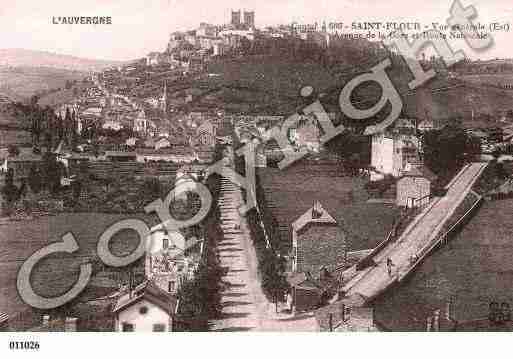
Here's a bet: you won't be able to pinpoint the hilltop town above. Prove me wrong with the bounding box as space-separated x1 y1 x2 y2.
2 8 513 334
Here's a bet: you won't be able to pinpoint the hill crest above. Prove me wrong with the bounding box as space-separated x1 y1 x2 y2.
0 48 124 72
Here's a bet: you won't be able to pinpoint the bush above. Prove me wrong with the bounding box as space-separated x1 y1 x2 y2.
365 174 396 196
247 207 288 301
175 173 222 331
7 144 20 157
28 165 42 193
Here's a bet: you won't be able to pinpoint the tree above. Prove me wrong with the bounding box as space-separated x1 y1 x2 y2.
56 113 64 142
2 168 19 203
324 130 371 175
422 124 469 179
143 178 162 201
28 165 42 194
71 109 79 149
7 145 19 157
44 132 53 153
466 135 482 157
29 95 39 107
72 180 82 202
42 152 62 194
64 107 72 143
31 110 43 148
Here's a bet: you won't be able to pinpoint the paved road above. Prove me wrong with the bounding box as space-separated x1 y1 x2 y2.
208 175 267 331
344 162 487 301
209 165 318 331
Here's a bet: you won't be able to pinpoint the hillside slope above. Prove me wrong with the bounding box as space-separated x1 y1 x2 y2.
0 66 87 100
200 52 513 128
0 49 123 72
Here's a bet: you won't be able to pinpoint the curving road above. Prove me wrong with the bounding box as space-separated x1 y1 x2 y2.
344 162 488 301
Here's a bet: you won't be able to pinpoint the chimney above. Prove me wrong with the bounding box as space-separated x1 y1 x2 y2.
128 268 134 299
311 201 323 219
426 316 432 332
340 303 347 322
445 298 453 321
433 310 440 331
65 317 78 332
42 314 50 327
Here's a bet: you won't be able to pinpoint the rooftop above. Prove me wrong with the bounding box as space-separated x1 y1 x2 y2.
113 280 178 316
292 201 337 234
401 164 438 182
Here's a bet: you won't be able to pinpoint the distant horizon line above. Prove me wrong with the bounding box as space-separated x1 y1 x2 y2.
1 46 512 65
0 47 133 63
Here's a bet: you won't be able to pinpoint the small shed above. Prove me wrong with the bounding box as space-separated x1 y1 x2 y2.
287 272 322 313
397 165 437 208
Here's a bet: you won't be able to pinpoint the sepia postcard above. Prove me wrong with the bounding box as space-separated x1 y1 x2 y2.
1 0 513 355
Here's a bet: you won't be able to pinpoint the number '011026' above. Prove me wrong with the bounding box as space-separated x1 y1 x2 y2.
9 341 40 350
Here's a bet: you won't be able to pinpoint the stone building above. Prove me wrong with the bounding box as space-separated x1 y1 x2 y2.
291 201 346 274
396 164 437 208
231 10 241 27
370 119 421 181
243 11 255 29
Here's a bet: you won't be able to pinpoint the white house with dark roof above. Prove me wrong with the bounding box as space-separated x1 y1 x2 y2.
113 281 178 332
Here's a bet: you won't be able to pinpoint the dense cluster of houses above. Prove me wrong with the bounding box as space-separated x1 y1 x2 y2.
142 8 389 77
145 10 258 71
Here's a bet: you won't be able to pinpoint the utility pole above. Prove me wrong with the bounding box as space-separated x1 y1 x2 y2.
128 266 134 299
275 289 278 313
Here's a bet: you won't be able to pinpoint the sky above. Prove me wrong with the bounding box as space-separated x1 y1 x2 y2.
0 0 512 61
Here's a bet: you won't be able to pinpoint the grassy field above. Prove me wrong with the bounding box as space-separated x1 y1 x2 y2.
38 82 91 108
208 56 338 98
0 212 159 326
0 66 86 101
199 56 339 114
199 54 513 129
